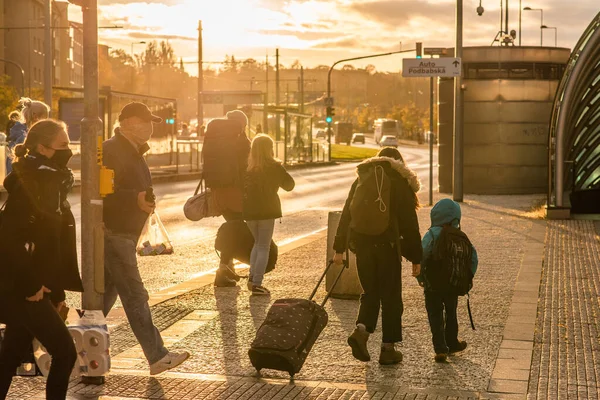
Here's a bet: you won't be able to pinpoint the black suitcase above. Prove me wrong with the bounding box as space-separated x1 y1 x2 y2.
215 220 278 273
248 260 347 377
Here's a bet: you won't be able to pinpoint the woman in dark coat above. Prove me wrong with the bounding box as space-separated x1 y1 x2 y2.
333 147 422 366
0 119 83 399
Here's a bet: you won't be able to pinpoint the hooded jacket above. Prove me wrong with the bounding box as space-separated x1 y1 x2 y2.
333 156 423 264
0 153 83 302
417 198 478 289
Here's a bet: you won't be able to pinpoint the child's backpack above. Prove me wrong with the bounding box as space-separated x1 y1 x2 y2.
427 224 474 296
349 163 391 236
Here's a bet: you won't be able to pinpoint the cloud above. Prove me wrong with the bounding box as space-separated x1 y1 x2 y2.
347 0 454 27
128 31 196 41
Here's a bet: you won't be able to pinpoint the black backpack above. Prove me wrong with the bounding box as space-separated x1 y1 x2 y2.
426 224 474 296
202 119 244 189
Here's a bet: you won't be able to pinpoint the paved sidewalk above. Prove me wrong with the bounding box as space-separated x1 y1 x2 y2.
6 194 551 399
528 220 600 400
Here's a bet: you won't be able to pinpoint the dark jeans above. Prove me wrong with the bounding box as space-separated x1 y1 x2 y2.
220 211 243 265
0 295 77 400
424 291 459 354
355 242 403 343
104 233 168 364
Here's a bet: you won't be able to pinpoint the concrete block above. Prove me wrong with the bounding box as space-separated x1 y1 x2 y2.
488 379 529 394
491 365 531 381
500 340 534 350
497 348 533 361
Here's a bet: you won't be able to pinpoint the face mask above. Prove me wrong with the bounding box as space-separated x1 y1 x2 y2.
128 122 153 146
51 148 73 168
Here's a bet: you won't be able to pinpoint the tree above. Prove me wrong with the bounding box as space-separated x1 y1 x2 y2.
0 75 18 129
290 60 302 70
341 64 356 71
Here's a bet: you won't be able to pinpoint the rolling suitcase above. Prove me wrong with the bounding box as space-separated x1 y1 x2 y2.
248 260 347 377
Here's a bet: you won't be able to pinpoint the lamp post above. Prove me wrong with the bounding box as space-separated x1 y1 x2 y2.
523 7 543 46
130 40 146 56
542 25 558 47
130 41 146 92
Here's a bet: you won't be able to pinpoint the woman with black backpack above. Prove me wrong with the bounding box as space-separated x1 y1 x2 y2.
333 147 422 365
0 119 83 399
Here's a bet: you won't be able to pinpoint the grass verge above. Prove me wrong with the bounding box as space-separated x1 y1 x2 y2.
331 144 378 160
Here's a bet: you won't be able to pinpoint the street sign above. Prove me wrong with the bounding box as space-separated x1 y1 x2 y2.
424 47 448 56
402 58 462 78
324 97 334 106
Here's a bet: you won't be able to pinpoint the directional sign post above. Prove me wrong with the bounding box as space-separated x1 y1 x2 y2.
402 56 462 205
402 58 462 78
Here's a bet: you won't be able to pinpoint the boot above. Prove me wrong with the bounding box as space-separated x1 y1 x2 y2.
448 340 468 355
214 267 237 287
379 344 403 365
347 326 370 362
221 262 241 282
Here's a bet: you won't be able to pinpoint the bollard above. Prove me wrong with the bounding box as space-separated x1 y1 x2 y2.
325 211 362 300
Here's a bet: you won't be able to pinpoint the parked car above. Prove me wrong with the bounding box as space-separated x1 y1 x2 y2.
351 133 366 144
380 135 399 148
315 129 327 139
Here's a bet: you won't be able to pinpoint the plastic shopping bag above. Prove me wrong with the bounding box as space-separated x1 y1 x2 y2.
136 212 174 256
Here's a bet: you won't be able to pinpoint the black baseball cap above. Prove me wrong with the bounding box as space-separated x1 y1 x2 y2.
118 102 162 123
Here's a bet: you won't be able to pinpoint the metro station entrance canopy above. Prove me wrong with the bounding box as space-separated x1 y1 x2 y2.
549 12 600 214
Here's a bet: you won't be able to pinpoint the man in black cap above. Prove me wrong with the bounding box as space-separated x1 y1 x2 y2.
102 102 189 375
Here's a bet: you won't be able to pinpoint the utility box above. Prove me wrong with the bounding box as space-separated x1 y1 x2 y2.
325 211 362 300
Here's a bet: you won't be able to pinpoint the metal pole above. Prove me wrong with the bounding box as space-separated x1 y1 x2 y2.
300 66 304 113
197 21 204 128
81 0 104 312
519 0 522 46
326 49 415 159
453 0 464 202
264 53 269 136
44 0 52 110
275 48 280 141
0 58 25 97
429 74 434 206
505 0 509 38
540 11 544 46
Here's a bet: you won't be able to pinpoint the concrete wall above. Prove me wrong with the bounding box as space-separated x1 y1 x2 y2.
439 46 570 195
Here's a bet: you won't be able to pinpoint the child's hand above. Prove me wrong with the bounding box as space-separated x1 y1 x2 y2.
412 263 421 277
333 253 344 265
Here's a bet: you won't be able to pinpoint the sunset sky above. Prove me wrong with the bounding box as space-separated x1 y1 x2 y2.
71 0 599 74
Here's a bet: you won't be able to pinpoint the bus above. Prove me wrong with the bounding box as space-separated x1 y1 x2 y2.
373 119 400 143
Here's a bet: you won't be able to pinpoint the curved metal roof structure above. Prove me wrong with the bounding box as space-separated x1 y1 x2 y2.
548 12 600 212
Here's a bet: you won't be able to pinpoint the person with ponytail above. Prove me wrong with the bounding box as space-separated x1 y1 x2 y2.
0 119 82 399
5 98 50 174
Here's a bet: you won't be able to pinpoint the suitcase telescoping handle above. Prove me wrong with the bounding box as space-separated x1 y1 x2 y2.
309 259 349 307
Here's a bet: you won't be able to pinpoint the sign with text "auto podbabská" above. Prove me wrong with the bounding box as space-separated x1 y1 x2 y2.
402 58 462 77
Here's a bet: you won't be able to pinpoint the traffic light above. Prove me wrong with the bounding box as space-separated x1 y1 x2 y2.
416 42 422 58
326 106 335 124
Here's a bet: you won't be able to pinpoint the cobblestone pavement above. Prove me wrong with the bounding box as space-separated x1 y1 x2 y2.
6 194 544 399
528 220 600 400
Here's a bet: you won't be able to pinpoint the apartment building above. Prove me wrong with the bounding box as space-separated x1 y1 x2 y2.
1 0 83 95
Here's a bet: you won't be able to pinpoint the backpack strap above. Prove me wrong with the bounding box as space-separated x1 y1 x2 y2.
467 293 476 330
193 178 205 196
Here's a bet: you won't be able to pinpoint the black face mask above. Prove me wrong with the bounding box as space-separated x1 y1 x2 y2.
52 149 73 168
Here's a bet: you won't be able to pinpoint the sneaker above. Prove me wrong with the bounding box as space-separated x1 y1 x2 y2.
150 351 190 375
251 285 270 296
379 346 403 365
434 353 448 363
347 328 370 362
449 341 468 354
214 268 236 287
